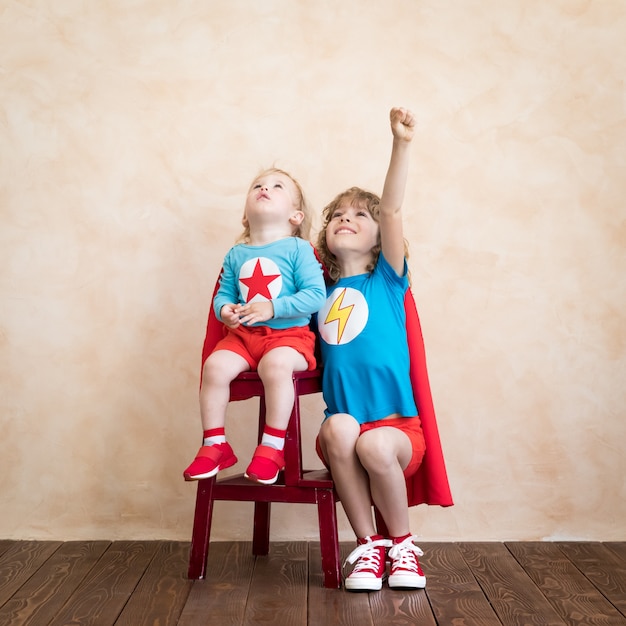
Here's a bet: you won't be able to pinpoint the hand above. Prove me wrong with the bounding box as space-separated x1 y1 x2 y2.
390 107 416 142
235 301 275 325
220 304 242 329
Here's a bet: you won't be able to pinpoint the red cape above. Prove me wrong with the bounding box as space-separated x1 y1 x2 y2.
403 289 453 506
200 272 228 376
199 272 453 507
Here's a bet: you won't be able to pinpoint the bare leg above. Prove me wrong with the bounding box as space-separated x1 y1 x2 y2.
199 349 250 430
256 346 308 430
355 427 413 537
318 414 378 538
183 349 250 481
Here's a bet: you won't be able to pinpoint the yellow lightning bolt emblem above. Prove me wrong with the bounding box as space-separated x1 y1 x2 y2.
324 288 354 344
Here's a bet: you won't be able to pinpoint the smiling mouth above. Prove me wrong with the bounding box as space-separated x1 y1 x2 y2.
335 228 356 234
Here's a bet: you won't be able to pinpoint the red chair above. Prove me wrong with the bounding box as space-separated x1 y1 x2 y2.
187 368 341 589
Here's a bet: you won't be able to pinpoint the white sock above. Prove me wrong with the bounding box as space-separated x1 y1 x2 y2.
203 431 226 446
261 432 285 450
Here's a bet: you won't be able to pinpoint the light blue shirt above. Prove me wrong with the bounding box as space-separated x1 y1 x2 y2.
214 237 325 330
317 254 418 423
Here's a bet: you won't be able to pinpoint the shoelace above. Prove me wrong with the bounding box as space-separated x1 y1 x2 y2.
388 535 424 572
343 537 392 575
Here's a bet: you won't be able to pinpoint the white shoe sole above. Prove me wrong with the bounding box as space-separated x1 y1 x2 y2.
345 580 383 591
388 573 426 589
345 574 386 592
183 466 219 481
244 471 279 485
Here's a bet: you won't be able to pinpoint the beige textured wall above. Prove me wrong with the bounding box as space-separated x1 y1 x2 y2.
1 1 625 542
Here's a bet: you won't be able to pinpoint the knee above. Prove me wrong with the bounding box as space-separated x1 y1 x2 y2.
320 414 360 460
201 354 237 387
257 354 291 384
201 358 221 385
356 432 396 475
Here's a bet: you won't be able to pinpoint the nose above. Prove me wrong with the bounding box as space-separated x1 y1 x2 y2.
340 215 350 222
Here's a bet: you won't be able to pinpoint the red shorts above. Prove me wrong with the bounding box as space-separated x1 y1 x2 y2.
316 416 426 478
213 324 317 370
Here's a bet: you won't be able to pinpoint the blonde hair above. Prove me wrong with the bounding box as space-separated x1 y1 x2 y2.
316 186 409 284
236 167 312 244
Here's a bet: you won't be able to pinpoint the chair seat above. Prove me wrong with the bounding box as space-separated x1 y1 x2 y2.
230 368 322 400
212 468 334 502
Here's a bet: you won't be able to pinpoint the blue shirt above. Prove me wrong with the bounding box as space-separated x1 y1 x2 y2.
317 254 418 423
214 237 326 330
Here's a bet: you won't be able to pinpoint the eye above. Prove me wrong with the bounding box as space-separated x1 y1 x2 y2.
274 183 283 189
357 210 368 217
253 183 262 189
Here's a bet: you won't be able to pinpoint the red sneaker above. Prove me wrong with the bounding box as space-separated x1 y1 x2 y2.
244 445 285 484
183 442 237 481
388 535 426 589
343 535 391 591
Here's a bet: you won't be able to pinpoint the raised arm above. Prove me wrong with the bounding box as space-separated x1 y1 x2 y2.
379 107 416 276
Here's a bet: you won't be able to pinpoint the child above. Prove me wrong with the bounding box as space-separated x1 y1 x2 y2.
184 168 326 485
315 108 428 591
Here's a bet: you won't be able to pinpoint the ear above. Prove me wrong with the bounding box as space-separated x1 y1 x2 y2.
289 210 304 226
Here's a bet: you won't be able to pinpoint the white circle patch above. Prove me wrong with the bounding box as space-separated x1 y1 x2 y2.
238 257 283 303
319 287 368 345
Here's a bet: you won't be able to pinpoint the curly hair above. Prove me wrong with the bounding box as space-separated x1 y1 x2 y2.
236 168 312 244
316 186 410 284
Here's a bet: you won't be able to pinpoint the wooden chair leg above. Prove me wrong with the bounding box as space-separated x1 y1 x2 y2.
317 489 341 588
188 477 216 579
252 501 271 555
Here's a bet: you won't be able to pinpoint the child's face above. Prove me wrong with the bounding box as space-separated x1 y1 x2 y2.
243 172 303 231
325 201 379 257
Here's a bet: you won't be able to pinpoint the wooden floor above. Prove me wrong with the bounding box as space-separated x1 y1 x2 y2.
0 540 625 625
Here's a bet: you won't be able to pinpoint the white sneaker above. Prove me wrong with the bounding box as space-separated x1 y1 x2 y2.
343 535 392 591
388 536 426 589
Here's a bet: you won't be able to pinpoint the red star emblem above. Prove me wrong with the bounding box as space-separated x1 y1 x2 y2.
239 259 281 301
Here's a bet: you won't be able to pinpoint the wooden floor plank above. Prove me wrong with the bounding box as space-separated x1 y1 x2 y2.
556 542 626 616
115 541 192 626
421 542 502 625
308 541 374 626
507 541 626 625
177 541 255 626
1 540 624 624
458 542 567 626
46 540 159 626
0 541 63 606
370 585 437 626
0 540 15 559
244 541 308 626
605 543 626 565
0 540 110 626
